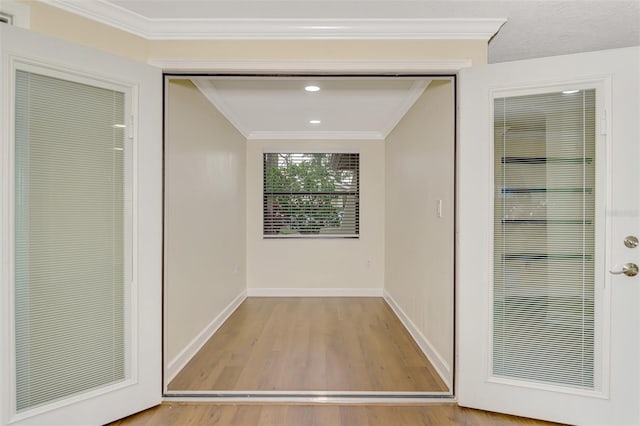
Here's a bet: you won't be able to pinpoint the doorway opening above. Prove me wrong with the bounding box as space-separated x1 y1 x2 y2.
162 74 456 399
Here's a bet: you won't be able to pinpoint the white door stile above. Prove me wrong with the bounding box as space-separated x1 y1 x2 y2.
457 46 639 425
1 25 162 426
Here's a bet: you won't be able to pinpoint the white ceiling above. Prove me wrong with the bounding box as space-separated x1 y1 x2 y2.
191 77 431 140
42 0 640 63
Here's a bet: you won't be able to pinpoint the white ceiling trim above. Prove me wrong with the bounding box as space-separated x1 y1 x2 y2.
152 59 473 73
41 0 505 41
379 80 430 137
248 131 385 141
191 79 251 138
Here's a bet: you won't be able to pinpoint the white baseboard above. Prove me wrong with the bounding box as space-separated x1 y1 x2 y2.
166 290 247 383
383 290 452 390
246 287 384 297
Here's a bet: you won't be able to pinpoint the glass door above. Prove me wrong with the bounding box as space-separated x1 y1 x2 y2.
458 46 640 425
1 25 162 426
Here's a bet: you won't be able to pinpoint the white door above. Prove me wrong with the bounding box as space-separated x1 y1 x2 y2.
0 26 162 425
458 46 639 425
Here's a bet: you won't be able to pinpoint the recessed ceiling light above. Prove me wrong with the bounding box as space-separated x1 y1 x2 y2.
309 119 321 124
305 85 320 92
562 90 580 94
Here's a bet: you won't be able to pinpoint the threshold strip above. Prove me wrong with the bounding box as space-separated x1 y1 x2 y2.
163 391 454 404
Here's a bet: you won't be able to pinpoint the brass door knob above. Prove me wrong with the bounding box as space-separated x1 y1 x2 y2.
610 263 639 277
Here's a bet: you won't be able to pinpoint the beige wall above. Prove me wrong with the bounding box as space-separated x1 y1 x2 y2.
145 39 487 64
246 140 385 290
21 1 488 65
384 80 454 380
165 80 246 362
21 1 149 62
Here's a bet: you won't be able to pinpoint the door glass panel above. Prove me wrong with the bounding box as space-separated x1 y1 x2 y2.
493 89 596 389
15 70 129 411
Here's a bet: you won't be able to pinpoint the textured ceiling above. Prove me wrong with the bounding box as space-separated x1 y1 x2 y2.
105 0 640 62
479 1 640 63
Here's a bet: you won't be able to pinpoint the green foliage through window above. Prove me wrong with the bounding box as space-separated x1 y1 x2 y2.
263 153 359 237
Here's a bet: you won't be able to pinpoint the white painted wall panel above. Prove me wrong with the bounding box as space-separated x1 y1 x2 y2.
384 80 454 381
165 80 246 362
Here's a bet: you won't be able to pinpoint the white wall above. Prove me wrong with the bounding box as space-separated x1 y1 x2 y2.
165 80 246 363
246 140 385 293
384 80 455 384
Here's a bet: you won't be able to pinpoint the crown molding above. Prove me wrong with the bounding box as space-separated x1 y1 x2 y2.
248 131 385 141
152 59 473 73
380 80 430 137
41 1 505 41
191 79 251 138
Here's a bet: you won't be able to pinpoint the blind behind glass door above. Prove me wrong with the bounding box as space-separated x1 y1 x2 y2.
493 89 596 389
15 70 128 411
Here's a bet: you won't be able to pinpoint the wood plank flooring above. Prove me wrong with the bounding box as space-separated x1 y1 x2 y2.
169 297 448 392
111 403 562 426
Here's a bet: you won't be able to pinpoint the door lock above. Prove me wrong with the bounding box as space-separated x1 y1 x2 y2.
624 236 639 248
610 263 639 277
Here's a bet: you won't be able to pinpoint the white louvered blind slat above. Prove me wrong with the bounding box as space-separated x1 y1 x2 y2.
15 70 128 412
493 89 596 389
263 153 359 237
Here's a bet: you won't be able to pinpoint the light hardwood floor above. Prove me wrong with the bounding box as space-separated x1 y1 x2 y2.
111 403 562 426
169 297 448 391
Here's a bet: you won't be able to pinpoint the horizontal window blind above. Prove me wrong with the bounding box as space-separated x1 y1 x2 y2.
263 153 359 237
15 70 128 411
493 89 596 389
